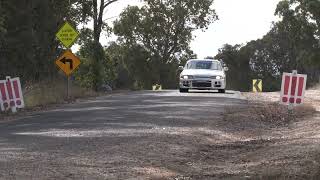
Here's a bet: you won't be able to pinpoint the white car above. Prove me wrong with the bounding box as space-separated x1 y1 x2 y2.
179 59 227 93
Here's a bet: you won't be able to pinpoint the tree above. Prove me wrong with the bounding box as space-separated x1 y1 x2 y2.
114 0 217 84
214 0 320 92
87 0 120 90
274 0 320 85
106 41 180 90
288 0 320 28
215 44 252 91
0 0 84 82
70 0 120 90
75 40 114 89
0 3 5 37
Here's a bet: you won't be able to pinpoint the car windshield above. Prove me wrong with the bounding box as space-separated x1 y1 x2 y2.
185 60 222 70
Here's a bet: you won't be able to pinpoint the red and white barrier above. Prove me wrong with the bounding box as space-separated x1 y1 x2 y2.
280 70 307 106
0 76 24 112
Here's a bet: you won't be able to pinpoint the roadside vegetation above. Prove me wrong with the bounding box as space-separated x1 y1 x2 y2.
0 0 216 93
0 0 320 104
216 0 320 92
24 80 99 108
234 90 318 129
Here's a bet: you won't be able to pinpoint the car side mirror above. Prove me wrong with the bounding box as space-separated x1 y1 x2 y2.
224 67 229 71
178 66 184 71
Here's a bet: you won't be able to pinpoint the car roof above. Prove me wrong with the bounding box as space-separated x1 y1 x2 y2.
187 59 220 62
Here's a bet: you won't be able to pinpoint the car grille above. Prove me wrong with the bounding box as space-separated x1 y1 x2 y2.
192 81 212 88
182 81 190 87
194 75 213 79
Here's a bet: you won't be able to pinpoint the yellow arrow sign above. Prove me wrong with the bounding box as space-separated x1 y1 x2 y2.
253 79 262 92
55 50 81 76
56 21 79 48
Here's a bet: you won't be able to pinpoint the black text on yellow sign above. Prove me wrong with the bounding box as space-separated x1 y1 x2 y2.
56 21 79 48
55 50 81 76
253 79 262 92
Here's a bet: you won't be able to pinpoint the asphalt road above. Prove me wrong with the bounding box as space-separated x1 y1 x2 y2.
0 90 246 180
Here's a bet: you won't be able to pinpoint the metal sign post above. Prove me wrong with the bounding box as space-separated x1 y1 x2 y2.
55 49 80 100
55 21 80 100
67 76 70 100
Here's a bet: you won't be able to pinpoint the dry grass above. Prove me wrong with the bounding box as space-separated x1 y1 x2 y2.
0 81 100 120
224 102 317 127
23 81 99 108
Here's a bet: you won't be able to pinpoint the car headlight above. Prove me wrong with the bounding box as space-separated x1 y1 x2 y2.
180 75 193 80
216 76 224 80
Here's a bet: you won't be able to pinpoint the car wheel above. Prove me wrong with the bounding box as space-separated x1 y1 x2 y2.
218 89 225 93
179 88 189 93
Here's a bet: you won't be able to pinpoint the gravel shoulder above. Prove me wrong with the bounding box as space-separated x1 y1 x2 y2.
0 90 319 179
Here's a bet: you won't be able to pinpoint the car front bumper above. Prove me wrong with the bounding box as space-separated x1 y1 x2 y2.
179 78 226 89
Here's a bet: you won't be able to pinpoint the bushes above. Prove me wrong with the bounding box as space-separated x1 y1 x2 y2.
75 41 115 90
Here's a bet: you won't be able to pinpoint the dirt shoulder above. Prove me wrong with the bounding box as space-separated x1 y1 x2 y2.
230 90 320 179
242 90 320 111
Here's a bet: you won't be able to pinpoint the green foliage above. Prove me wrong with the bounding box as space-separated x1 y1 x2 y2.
0 0 117 90
7 0 320 93
114 1 217 62
0 3 5 37
216 0 320 92
69 0 120 90
0 0 82 82
75 40 114 89
113 0 217 86
1 0 207 92
215 44 251 91
105 42 132 89
262 0 320 87
106 42 169 89
104 41 195 90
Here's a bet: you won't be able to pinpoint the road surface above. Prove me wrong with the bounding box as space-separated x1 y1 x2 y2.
0 90 252 179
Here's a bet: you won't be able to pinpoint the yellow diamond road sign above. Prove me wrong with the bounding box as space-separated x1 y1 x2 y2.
56 21 79 48
55 50 81 76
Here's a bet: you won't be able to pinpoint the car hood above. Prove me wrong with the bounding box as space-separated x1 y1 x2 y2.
180 69 225 77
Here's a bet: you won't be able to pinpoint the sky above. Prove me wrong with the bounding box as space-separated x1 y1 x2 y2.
98 0 281 58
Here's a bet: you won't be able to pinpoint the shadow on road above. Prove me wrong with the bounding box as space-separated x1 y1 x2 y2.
187 90 235 95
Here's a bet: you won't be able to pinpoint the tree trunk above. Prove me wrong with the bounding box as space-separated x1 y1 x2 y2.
92 0 103 91
91 0 119 91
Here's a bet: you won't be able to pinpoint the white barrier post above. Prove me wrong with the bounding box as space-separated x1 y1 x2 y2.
288 70 298 112
0 81 3 112
6 76 17 113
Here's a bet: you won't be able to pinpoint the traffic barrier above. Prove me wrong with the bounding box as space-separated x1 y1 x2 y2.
280 70 307 106
0 76 24 113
